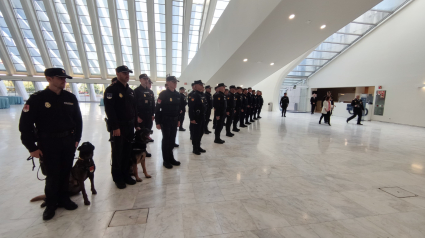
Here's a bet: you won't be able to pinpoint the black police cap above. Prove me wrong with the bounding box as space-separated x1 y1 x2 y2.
217 83 227 87
243 88 248 91
205 85 211 89
166 75 179 82
237 86 242 90
139 73 149 79
116 65 133 73
194 80 204 85
214 86 218 90
229 85 236 89
191 83 195 86
44 68 72 79
179 87 185 90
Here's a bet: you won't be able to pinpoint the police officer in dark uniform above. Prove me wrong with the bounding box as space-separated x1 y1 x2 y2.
189 80 207 155
104 66 138 189
252 90 258 120
212 86 219 129
179 87 187 131
257 91 263 118
225 85 236 137
155 76 181 169
134 73 154 157
246 87 253 124
20 68 83 220
213 83 227 144
240 88 248 127
146 78 156 142
233 87 241 132
347 95 364 125
204 85 213 134
280 93 289 117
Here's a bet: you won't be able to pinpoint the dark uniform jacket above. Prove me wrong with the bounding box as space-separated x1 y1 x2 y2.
205 92 213 109
179 93 187 112
246 92 253 108
241 93 248 110
226 92 235 113
280 96 289 108
351 98 364 111
213 91 227 117
19 88 83 152
258 95 264 107
188 91 207 123
155 89 181 124
310 97 317 105
134 85 155 118
104 82 138 130
252 95 258 108
234 93 241 111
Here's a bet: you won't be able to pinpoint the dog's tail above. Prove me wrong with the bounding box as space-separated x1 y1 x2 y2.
30 195 46 202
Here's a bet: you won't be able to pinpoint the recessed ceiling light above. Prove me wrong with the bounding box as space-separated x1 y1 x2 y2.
289 14 295 20
320 25 326 29
243 59 248 62
270 63 274 66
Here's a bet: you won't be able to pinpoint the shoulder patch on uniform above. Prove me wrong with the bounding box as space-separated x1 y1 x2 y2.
23 104 29 112
218 97 221 100
107 93 112 99
158 99 162 104
191 98 194 101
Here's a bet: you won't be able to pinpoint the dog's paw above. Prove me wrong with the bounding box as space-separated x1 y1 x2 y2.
91 190 97 195
84 200 91 205
136 178 142 182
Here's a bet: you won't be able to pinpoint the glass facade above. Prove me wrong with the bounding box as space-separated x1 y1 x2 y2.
116 0 134 75
171 0 183 77
282 0 410 87
135 0 150 76
96 0 117 75
154 0 166 77
210 0 230 33
187 0 205 64
0 10 26 72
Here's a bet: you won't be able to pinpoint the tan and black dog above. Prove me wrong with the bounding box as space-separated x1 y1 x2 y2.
131 128 152 182
31 142 97 206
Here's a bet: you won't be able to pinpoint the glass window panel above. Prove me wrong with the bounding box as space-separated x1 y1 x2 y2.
0 10 26 72
337 22 374 35
116 0 134 75
10 1 46 72
372 0 407 12
154 0 166 76
171 0 183 76
75 0 100 75
187 0 205 64
96 0 117 75
353 10 389 24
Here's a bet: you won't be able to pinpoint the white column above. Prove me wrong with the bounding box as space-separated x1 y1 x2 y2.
0 80 7 96
201 0 217 44
70 83 81 101
33 81 44 91
146 0 157 81
14 81 29 100
88 83 97 101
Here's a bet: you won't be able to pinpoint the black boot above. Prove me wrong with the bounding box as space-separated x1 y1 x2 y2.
43 206 57 220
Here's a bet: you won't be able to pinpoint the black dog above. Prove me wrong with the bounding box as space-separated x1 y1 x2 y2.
31 142 97 206
130 128 152 182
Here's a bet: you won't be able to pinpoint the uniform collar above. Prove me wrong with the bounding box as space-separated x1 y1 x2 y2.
116 81 129 90
45 87 63 96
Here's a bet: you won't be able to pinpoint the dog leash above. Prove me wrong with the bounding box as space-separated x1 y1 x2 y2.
27 156 46 181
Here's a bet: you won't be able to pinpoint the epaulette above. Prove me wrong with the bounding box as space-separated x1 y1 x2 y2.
31 90 43 96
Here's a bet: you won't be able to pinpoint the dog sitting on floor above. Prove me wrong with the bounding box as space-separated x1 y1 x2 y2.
31 142 97 206
130 128 152 182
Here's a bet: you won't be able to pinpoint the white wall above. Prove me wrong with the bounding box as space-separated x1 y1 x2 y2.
308 0 425 127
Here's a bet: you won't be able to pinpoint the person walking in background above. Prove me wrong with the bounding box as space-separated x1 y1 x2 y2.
310 93 317 114
280 93 289 117
347 95 364 125
319 96 331 126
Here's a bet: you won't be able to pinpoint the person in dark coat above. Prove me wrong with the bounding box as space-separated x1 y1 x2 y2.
178 87 187 131
213 83 227 144
257 91 263 118
310 93 317 114
347 95 364 125
188 80 207 154
280 93 289 117
204 85 213 134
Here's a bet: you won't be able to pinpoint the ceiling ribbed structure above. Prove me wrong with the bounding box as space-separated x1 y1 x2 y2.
0 0 231 80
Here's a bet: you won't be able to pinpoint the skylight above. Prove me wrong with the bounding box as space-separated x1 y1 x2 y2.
154 0 166 77
96 0 117 75
135 0 150 76
0 10 26 72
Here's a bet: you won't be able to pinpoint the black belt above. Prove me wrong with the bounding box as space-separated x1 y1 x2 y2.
163 116 179 120
39 130 73 139
119 120 134 126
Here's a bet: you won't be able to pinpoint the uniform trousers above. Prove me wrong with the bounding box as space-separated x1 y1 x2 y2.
252 107 257 119
311 104 316 114
139 114 153 131
225 110 234 133
110 122 134 183
281 106 287 116
233 109 240 129
38 135 75 207
245 107 251 123
215 114 225 140
347 109 362 124
190 120 204 150
257 107 262 117
160 118 178 164
240 109 246 126
204 108 211 132
179 111 185 129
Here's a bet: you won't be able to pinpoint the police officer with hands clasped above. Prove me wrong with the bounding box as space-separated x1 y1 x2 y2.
189 80 207 155
104 66 139 189
213 83 227 144
19 68 83 220
225 85 236 137
179 87 188 131
204 85 213 134
134 73 155 157
155 76 182 169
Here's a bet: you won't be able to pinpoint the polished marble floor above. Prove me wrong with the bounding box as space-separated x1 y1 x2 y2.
2 103 425 237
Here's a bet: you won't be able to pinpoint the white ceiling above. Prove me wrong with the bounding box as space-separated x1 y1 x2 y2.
178 0 382 87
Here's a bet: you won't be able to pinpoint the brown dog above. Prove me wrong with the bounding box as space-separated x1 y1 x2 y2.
131 129 151 182
31 142 97 206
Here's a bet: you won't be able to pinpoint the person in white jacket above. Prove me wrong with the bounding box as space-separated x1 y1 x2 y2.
319 96 331 126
